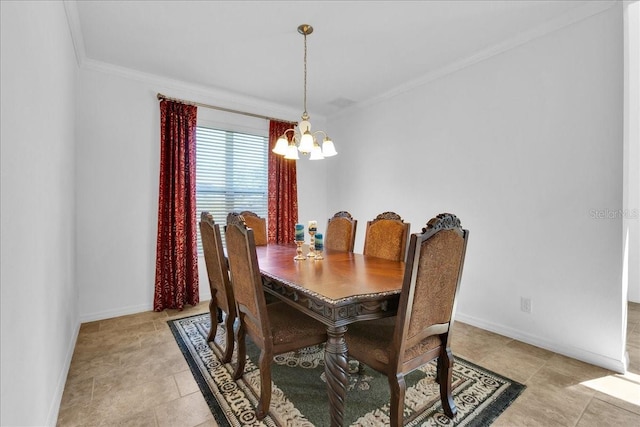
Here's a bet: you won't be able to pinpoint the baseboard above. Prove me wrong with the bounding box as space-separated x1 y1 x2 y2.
46 320 81 426
79 289 211 323
79 302 154 323
455 312 627 373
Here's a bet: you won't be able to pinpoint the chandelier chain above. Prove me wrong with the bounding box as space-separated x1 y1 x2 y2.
303 32 308 116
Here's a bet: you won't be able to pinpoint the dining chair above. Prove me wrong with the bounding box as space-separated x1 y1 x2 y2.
199 212 236 363
325 211 357 252
362 211 410 261
225 212 328 420
345 213 469 426
239 210 267 245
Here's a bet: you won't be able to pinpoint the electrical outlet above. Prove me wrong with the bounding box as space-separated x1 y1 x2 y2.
521 297 532 313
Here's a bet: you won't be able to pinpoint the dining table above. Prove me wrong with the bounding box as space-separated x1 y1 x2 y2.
255 243 405 427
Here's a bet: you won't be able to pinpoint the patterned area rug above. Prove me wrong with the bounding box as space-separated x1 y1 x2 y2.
168 313 525 427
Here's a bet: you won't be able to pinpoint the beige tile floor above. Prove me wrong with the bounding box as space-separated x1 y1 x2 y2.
57 302 640 427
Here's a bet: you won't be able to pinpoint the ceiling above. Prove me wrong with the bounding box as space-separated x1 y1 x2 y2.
69 0 613 119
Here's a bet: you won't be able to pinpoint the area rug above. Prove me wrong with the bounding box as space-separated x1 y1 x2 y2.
168 313 525 427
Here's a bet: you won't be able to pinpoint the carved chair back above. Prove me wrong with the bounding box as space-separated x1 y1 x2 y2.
346 213 469 426
239 210 267 246
363 211 410 261
395 213 468 371
225 212 270 342
224 212 327 420
198 211 236 362
325 211 357 252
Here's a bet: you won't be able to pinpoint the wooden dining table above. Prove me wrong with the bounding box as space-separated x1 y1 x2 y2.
255 243 405 427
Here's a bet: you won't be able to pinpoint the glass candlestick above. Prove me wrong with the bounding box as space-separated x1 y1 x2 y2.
307 230 316 258
294 240 306 261
314 233 324 260
295 223 305 243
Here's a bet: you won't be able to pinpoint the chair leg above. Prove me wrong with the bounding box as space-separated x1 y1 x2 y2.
207 298 219 342
438 347 457 418
388 373 406 427
233 320 246 380
256 350 272 420
221 312 234 363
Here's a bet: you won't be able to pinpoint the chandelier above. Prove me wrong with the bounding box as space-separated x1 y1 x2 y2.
272 24 337 160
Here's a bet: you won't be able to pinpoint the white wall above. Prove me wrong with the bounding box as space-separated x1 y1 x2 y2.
624 1 640 303
0 1 79 426
326 5 626 371
76 70 161 319
75 65 328 321
0 2 627 424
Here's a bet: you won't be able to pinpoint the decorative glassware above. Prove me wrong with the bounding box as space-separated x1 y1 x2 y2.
294 224 306 260
295 223 305 242
307 220 317 258
314 232 324 260
294 240 306 260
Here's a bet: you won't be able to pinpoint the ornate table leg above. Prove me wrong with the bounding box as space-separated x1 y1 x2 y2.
324 325 348 427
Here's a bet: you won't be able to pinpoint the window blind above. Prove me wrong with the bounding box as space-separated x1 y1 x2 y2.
195 126 268 252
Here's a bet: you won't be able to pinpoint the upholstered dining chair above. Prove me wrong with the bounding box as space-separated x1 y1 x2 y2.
198 212 236 363
225 212 328 420
325 211 357 252
239 210 267 245
362 211 410 261
345 213 469 426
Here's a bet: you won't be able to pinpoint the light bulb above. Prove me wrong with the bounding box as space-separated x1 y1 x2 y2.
284 143 300 160
272 136 289 155
309 144 324 160
322 138 337 157
298 130 314 154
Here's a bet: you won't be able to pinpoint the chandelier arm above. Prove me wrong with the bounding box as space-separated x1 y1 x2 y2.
276 128 299 148
313 130 327 139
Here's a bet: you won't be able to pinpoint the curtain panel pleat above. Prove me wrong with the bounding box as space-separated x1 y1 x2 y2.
267 121 298 244
154 100 199 311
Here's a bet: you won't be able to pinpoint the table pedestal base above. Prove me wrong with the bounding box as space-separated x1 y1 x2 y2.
324 325 348 427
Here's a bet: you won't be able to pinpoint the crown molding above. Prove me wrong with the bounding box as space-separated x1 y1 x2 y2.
61 1 304 121
80 57 304 121
333 0 620 119
63 0 618 121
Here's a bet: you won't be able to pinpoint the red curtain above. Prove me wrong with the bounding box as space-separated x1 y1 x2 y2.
154 100 199 311
267 120 298 244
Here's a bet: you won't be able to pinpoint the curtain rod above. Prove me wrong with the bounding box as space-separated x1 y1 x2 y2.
156 93 297 125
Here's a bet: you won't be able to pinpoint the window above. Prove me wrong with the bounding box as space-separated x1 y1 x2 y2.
195 126 268 252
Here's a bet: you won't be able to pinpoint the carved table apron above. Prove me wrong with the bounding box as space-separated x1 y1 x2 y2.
255 244 403 427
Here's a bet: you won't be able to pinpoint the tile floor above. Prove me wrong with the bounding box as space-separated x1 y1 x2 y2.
56 302 640 426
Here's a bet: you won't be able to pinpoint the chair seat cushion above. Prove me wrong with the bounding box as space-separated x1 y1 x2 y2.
267 302 327 345
346 317 442 365
346 316 395 364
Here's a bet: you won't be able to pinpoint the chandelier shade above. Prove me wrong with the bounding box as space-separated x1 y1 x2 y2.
272 24 337 161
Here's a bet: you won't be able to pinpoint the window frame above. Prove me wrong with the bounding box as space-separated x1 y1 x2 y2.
195 117 269 252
